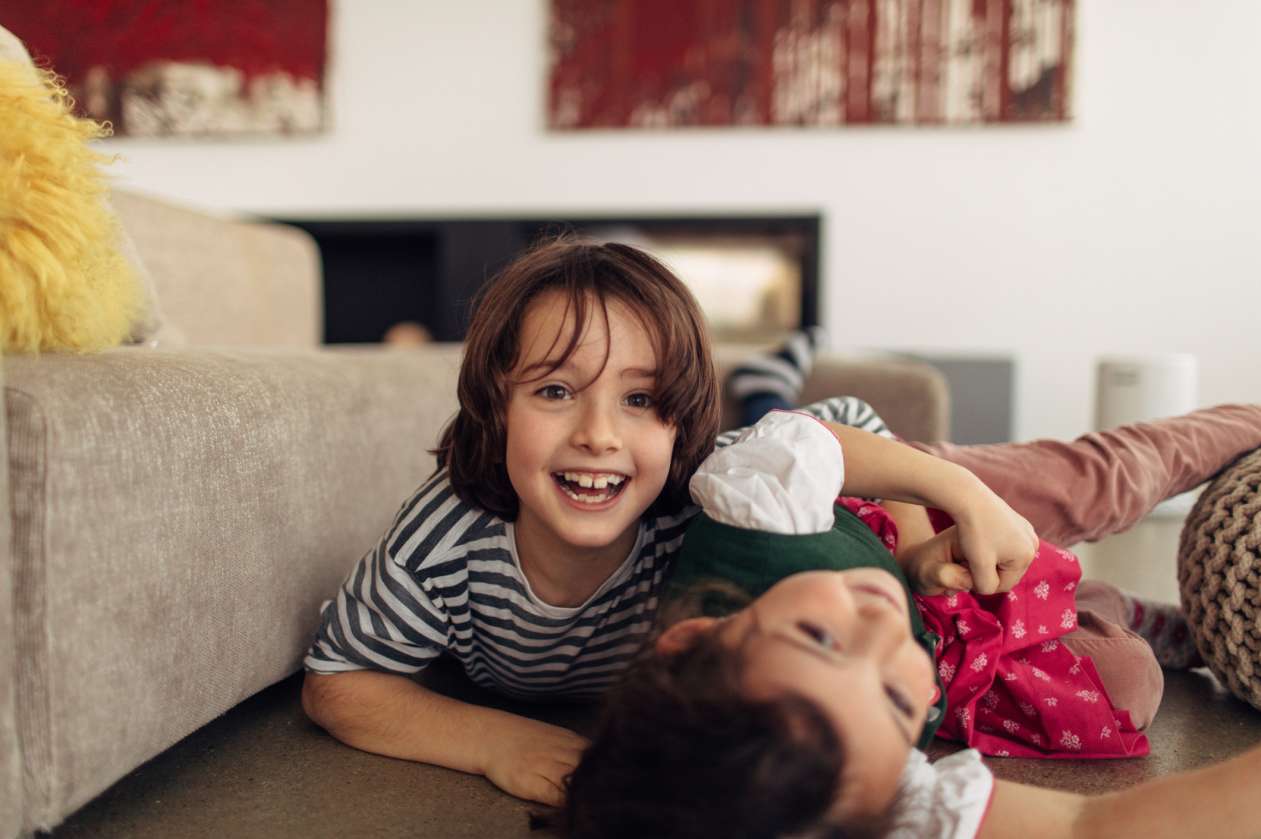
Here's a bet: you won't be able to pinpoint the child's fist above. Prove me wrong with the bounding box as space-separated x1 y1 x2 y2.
482 717 589 806
902 526 975 595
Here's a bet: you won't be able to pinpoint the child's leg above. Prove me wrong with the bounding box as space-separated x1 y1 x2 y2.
1061 580 1176 728
914 405 1261 547
727 327 828 427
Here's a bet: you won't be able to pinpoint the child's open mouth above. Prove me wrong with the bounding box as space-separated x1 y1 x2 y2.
551 471 629 506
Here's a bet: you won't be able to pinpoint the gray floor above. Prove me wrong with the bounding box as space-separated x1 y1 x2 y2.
44 660 1261 839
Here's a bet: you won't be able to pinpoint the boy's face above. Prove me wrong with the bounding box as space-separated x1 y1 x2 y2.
505 292 677 584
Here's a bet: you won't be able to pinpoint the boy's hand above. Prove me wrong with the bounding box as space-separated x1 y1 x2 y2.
900 526 974 595
482 716 590 806
948 482 1038 594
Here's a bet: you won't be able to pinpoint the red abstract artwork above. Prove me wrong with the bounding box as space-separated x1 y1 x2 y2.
4 0 329 137
549 0 1073 128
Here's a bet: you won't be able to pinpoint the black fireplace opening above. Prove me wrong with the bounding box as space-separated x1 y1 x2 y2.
271 215 822 345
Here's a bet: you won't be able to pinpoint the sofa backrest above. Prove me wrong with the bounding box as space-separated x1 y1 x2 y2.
112 190 322 348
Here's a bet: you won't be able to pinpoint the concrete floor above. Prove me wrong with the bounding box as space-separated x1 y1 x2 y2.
43 657 1261 839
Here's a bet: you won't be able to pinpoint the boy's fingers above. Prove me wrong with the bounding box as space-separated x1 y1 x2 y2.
969 554 1001 595
936 563 973 592
528 772 566 807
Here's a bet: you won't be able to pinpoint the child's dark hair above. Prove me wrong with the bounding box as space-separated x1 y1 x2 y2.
433 236 720 518
561 625 897 839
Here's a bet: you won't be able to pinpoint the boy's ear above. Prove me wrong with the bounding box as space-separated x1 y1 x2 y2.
655 617 721 656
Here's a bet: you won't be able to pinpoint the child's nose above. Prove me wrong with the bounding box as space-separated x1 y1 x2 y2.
850 601 910 658
570 402 621 453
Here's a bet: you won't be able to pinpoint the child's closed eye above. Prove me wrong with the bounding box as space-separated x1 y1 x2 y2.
884 685 916 720
797 621 839 650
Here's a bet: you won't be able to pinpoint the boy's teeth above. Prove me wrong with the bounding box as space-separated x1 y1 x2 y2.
560 471 626 487
560 485 611 504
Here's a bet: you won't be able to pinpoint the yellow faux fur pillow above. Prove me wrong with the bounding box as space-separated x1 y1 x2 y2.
0 60 143 352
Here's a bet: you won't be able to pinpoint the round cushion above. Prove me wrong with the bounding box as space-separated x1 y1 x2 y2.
1178 447 1261 709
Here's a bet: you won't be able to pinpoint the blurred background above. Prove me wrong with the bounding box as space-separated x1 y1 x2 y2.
11 1 1258 451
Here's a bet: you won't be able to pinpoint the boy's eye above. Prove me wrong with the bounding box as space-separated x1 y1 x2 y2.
797 621 837 650
885 685 916 720
625 392 655 409
536 384 571 400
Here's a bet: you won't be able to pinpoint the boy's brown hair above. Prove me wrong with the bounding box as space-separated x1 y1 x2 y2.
433 236 721 519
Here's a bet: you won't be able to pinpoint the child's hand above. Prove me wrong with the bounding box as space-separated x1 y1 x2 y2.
948 483 1038 594
901 526 975 595
482 715 590 806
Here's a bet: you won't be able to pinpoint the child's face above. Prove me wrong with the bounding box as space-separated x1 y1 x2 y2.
505 292 677 565
661 568 936 817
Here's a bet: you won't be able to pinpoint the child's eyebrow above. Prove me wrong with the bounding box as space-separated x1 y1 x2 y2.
516 360 657 380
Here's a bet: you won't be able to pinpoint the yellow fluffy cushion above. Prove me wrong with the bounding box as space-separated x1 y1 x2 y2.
0 60 142 352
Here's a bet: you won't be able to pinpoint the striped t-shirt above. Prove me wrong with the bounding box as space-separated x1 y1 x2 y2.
303 396 892 699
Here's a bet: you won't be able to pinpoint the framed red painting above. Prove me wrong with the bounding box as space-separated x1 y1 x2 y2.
4 0 330 137
549 0 1074 128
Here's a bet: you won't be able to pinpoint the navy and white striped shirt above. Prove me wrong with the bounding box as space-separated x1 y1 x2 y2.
304 396 892 698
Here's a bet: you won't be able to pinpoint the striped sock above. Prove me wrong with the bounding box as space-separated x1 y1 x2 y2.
727 326 830 405
1123 592 1204 669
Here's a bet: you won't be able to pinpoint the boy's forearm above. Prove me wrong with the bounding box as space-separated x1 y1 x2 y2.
1076 742 1261 837
302 669 508 775
823 421 986 514
983 742 1261 838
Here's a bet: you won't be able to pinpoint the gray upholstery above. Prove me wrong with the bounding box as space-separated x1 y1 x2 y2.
110 191 321 349
0 356 22 838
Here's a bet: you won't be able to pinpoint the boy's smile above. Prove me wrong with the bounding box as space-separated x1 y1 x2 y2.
505 291 677 606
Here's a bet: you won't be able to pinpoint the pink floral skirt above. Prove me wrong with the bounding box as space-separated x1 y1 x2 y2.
839 498 1149 759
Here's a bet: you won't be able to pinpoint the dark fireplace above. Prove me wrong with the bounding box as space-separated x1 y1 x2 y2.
271 215 821 344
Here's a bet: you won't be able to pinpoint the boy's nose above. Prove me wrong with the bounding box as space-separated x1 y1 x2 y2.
571 403 621 454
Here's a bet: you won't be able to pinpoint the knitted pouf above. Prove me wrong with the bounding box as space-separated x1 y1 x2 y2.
1178 447 1261 710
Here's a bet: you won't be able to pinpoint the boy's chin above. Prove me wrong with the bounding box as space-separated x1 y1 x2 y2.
560 519 639 551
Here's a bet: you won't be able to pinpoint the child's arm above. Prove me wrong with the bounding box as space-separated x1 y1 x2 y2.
302 670 587 806
980 741 1261 838
822 419 1038 595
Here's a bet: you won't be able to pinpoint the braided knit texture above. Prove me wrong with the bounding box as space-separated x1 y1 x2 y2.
1178 447 1261 709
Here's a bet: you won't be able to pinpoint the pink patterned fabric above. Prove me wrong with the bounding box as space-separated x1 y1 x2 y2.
839 498 1149 759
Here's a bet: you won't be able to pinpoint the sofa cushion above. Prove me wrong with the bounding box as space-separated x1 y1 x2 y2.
110 191 321 348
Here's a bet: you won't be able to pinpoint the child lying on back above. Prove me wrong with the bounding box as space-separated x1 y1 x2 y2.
564 407 1261 838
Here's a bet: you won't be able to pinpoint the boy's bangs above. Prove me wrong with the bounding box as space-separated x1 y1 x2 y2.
509 286 613 390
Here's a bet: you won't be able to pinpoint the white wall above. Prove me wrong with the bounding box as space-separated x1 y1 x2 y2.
103 1 1261 442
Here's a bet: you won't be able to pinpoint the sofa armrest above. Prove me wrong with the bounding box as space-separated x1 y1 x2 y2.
3 346 460 831
0 355 22 839
714 347 951 442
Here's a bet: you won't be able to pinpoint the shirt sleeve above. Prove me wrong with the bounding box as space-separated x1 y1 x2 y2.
889 749 995 839
303 496 453 675
689 410 843 534
714 395 895 449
